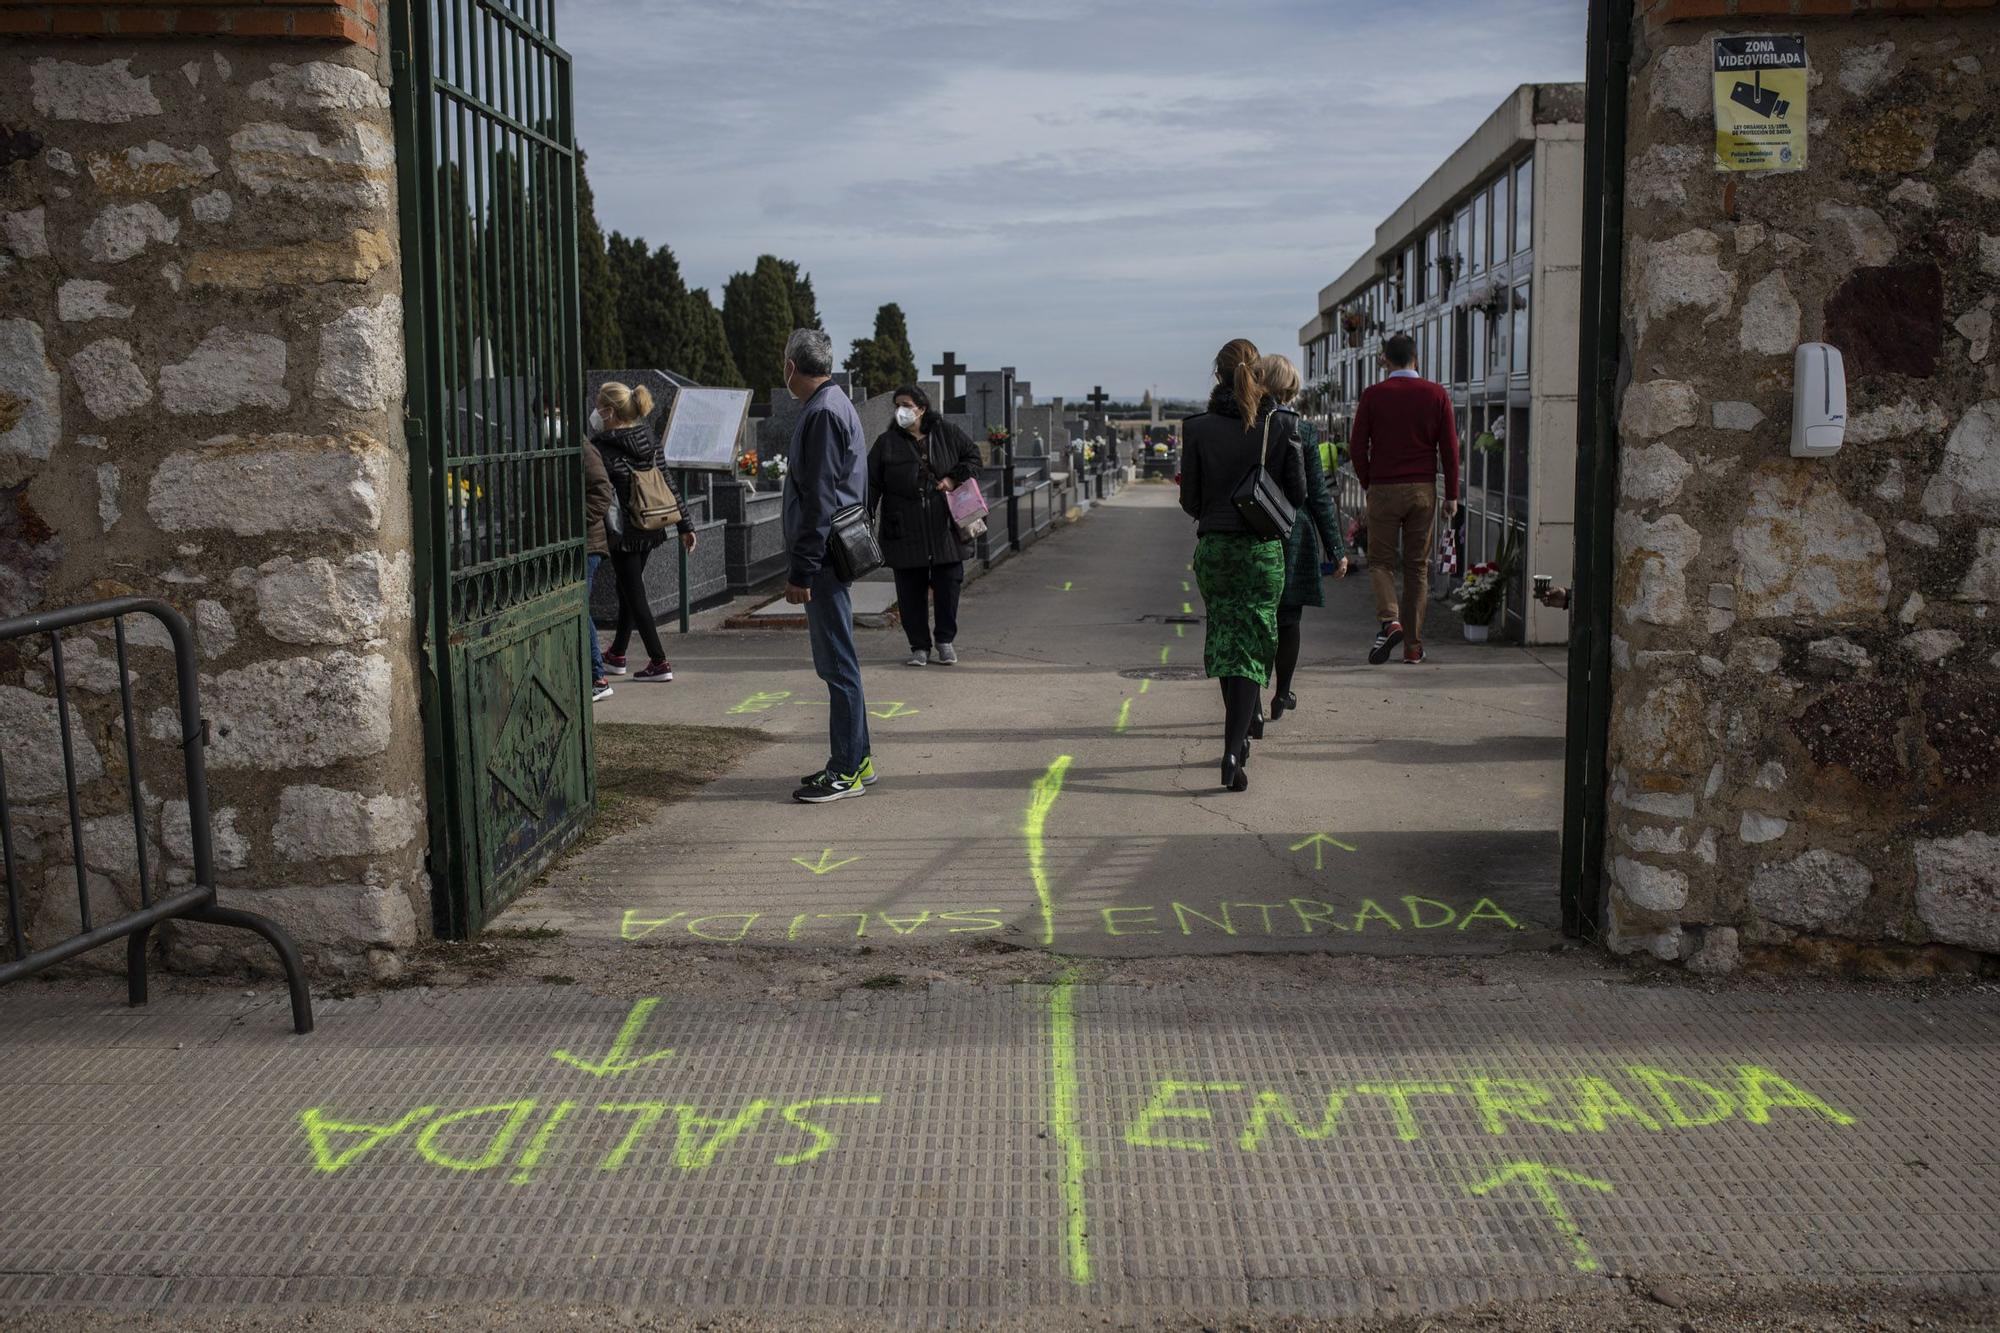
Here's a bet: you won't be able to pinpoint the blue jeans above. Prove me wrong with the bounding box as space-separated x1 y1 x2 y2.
585 554 606 683
805 571 871 777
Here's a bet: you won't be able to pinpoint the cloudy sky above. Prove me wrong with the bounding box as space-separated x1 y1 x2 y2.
565 0 1586 400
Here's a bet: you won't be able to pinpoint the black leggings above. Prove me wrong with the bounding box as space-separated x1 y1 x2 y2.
609 547 666 663
1219 677 1259 760
1274 605 1304 699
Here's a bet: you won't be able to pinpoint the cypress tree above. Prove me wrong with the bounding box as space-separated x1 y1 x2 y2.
778 258 822 331
723 256 796 395
871 303 919 388
575 149 623 371
683 288 744 387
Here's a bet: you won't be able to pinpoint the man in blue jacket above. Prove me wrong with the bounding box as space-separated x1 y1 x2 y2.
781 328 875 803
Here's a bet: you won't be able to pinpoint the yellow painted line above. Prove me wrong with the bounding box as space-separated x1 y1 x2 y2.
1159 644 1171 665
1023 755 1073 947
1138 679 1151 695
1049 970 1092 1285
1115 698 1132 733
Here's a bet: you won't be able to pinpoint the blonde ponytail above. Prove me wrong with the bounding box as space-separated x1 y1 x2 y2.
596 381 654 425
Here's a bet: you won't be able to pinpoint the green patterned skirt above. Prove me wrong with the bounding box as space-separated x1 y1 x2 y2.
1193 532 1285 683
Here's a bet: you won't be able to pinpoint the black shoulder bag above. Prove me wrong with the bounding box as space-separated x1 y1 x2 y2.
827 503 884 582
1230 412 1297 541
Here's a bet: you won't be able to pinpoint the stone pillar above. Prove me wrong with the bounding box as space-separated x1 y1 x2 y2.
1604 0 2000 972
0 7 426 979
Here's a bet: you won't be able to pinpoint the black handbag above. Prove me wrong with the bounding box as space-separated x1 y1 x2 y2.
827 502 884 583
1230 413 1297 541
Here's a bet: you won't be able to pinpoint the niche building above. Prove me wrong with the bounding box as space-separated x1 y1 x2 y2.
1299 84 1585 645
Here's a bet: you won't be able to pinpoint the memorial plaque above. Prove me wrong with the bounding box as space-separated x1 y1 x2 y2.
660 387 753 471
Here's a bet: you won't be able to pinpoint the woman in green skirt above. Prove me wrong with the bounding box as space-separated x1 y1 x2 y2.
1179 338 1306 792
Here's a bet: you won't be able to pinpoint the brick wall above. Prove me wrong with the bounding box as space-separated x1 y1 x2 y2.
0 2 380 50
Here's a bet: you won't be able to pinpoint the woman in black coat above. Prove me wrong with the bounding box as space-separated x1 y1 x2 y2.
867 384 982 666
591 381 695 684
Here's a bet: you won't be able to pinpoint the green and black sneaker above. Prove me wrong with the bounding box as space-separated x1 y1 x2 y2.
801 756 877 787
793 768 867 804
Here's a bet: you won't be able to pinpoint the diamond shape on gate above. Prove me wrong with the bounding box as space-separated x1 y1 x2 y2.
490 672 571 816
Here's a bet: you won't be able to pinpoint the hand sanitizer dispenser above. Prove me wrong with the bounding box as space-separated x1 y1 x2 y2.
1791 342 1846 458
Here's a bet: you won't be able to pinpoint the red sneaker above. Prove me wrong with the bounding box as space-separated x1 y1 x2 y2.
602 653 628 676
1403 645 1426 665
634 660 674 682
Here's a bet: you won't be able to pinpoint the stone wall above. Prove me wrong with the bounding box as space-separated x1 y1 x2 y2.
1605 1 2000 972
0 31 425 979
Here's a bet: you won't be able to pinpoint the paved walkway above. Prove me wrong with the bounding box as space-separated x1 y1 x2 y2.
541 486 1568 959
4 489 1997 1328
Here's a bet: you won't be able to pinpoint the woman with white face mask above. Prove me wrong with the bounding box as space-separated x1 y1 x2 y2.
866 384 982 666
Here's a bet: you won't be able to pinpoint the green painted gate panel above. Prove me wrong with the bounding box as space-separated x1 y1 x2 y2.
390 0 594 937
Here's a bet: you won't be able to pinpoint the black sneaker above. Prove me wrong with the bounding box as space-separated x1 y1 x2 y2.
1368 621 1405 665
793 769 866 804
801 756 877 787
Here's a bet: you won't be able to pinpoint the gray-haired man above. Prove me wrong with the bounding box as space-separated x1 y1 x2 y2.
781 328 875 803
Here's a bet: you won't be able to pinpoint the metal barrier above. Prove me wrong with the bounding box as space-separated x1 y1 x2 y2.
1 597 313 1034
1335 463 1368 565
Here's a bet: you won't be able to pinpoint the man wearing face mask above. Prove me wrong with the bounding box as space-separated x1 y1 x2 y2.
868 384 982 667
782 328 876 804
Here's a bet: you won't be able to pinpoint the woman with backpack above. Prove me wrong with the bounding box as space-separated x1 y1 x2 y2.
867 384 983 667
591 381 695 683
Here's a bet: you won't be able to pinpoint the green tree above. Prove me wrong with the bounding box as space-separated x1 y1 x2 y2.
869 302 918 388
575 149 623 371
778 258 822 332
682 288 744 387
843 303 918 400
722 255 796 395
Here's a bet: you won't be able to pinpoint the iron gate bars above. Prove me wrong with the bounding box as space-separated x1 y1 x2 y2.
0 598 314 1035
393 0 596 937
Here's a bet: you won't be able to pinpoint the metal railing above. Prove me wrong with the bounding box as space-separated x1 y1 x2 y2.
1 598 313 1033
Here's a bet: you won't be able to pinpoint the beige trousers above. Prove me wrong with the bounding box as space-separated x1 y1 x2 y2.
1365 483 1436 646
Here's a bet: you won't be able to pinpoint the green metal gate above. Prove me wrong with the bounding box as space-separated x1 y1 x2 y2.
390 0 594 937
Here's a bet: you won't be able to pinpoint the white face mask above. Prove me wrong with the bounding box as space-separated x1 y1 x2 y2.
587 408 604 434
895 406 920 430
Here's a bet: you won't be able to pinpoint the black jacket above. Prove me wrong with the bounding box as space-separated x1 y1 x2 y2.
867 420 981 569
1178 387 1306 537
592 421 693 554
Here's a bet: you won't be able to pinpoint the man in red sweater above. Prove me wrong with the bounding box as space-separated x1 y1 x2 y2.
1350 333 1460 664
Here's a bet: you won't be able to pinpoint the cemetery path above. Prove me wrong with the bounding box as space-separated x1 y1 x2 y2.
8 487 1996 1330
525 484 1569 960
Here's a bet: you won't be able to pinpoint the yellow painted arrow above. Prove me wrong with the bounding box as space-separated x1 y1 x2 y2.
1289 832 1358 871
792 847 860 875
549 998 674 1078
1467 1161 1615 1272
870 701 919 719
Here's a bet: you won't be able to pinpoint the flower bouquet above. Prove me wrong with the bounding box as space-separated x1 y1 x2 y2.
760 453 789 484
736 451 760 478
1446 528 1522 641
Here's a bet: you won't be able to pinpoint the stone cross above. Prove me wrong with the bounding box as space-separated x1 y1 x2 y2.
931 351 966 409
1087 385 1110 414
975 381 994 428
